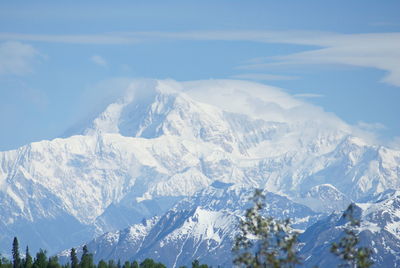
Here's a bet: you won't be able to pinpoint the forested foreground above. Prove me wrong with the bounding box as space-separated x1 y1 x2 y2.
0 239 210 268
1 190 374 268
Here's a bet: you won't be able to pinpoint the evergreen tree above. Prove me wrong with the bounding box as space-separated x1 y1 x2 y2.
331 203 374 268
24 247 32 268
47 256 61 268
191 260 200 268
139 259 166 268
1 256 12 268
191 260 208 268
130 261 139 268
108 260 116 268
33 250 47 268
98 260 107 268
61 264 70 268
123 261 130 268
233 189 301 268
79 246 93 268
12 237 21 268
69 249 78 268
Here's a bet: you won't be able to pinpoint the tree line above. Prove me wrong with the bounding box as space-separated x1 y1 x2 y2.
1 190 373 268
0 239 209 268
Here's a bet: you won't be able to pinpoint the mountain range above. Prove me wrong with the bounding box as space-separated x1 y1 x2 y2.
0 79 399 266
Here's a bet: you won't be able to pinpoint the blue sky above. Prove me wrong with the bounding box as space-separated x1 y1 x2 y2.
0 0 399 150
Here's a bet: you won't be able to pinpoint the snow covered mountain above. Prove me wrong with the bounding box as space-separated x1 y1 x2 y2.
300 190 400 267
59 183 321 267
0 79 399 255
60 186 400 267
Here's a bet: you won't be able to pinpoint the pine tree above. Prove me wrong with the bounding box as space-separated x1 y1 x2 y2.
12 237 21 268
98 260 108 268
24 247 32 268
331 203 374 268
70 249 79 268
79 246 93 268
123 261 130 268
47 256 60 268
108 260 116 268
139 259 166 268
62 263 71 268
191 260 208 268
1 255 12 268
192 260 200 268
32 250 47 268
233 189 301 268
131 261 139 268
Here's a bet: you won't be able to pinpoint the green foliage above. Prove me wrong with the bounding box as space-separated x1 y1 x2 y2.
24 247 32 268
69 248 78 268
79 245 94 268
12 237 21 268
131 261 139 268
98 260 108 268
123 261 130 268
139 259 166 268
0 239 182 268
48 256 61 268
233 189 301 268
1 256 12 268
108 260 116 268
191 259 208 268
32 249 47 268
330 203 374 268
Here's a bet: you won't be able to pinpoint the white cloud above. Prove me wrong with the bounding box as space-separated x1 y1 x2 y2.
179 79 347 129
356 121 386 131
0 41 39 75
91 55 107 67
230 73 298 81
270 34 400 87
234 32 400 87
293 93 324 98
1 30 400 86
0 33 136 44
